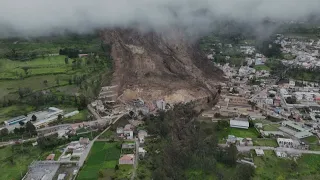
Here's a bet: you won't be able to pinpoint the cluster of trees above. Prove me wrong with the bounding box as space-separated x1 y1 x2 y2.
37 133 68 150
256 39 282 58
286 96 297 104
5 49 38 61
286 66 320 82
140 103 255 180
59 48 80 58
23 91 87 110
13 121 37 136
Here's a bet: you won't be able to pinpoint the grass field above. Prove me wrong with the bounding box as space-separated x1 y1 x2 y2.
254 65 271 71
0 105 35 123
77 142 121 180
301 136 318 144
0 74 70 99
228 127 259 138
0 144 48 180
99 130 114 139
253 138 278 147
254 150 320 180
0 56 70 79
263 124 280 131
64 110 88 122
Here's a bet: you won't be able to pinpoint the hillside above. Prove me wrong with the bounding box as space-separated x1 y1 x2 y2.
101 29 224 104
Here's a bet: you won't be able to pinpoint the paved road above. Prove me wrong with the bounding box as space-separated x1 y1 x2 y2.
78 113 126 167
236 146 320 155
131 138 140 180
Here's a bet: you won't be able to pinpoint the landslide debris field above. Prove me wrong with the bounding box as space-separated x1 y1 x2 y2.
101 29 224 104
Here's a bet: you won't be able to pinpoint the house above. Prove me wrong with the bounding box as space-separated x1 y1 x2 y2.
124 124 134 139
139 147 147 157
255 149 264 156
261 131 284 137
156 99 166 110
226 135 237 144
255 123 263 129
58 174 66 180
275 151 287 158
46 154 55 161
117 127 124 136
79 137 90 146
119 154 135 165
138 130 148 144
72 148 84 157
230 118 249 129
122 143 135 149
67 141 82 151
277 138 294 148
4 115 27 126
239 138 253 146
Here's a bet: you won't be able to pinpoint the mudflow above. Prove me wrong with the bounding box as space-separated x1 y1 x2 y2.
101 29 224 104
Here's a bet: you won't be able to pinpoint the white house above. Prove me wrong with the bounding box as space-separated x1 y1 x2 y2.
124 124 134 139
277 138 294 148
230 118 249 129
255 149 265 156
138 130 148 144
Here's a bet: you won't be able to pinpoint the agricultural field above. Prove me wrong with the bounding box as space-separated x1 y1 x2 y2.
0 34 112 123
0 144 48 180
0 104 35 123
77 142 122 180
254 150 320 180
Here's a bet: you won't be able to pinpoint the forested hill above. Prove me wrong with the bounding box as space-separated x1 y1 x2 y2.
138 103 255 180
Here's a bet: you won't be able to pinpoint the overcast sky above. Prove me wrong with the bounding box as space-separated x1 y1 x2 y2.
0 0 319 37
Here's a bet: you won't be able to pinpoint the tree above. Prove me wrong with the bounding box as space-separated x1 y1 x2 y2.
0 128 9 136
98 170 104 178
55 76 60 86
43 80 48 86
235 164 255 180
286 96 297 104
18 87 32 98
31 115 37 122
26 121 36 135
65 57 69 64
19 121 25 126
21 67 30 76
13 127 19 134
57 114 63 123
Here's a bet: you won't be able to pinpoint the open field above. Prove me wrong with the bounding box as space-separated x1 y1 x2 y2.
0 104 35 123
301 136 319 144
263 124 280 131
0 144 48 180
254 65 271 71
77 142 121 180
0 56 71 80
253 138 278 147
64 110 88 122
0 74 70 99
228 127 259 138
254 150 320 180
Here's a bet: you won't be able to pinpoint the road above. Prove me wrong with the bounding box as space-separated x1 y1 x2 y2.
78 112 126 167
236 145 320 155
131 137 140 180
